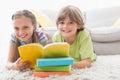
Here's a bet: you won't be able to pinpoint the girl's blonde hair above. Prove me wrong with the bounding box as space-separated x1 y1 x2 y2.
56 5 85 32
12 10 37 25
12 10 39 60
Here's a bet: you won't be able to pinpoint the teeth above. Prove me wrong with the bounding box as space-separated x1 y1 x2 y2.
20 34 27 38
63 30 70 32
21 35 25 38
21 36 25 38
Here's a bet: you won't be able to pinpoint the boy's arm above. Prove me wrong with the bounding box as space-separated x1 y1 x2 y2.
72 58 91 69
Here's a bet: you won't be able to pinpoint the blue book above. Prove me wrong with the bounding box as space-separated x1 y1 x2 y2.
37 57 74 66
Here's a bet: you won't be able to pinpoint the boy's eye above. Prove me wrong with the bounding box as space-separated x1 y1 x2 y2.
69 21 73 24
59 21 64 24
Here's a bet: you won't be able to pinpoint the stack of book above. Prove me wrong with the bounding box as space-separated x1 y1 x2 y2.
34 57 74 78
18 42 74 78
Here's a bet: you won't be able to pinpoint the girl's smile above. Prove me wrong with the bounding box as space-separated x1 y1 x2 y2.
13 16 35 43
19 33 28 39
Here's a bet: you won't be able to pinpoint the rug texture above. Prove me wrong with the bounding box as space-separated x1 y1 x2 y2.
0 55 120 80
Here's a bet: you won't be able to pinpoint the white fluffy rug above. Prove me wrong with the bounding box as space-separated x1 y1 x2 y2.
0 55 120 80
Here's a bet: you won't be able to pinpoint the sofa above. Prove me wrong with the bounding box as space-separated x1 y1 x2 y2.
36 6 120 55
85 6 120 55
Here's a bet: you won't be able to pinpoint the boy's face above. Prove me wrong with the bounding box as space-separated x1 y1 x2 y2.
58 17 78 39
13 16 36 43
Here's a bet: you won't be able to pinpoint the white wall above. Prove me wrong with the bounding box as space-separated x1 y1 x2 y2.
0 0 120 59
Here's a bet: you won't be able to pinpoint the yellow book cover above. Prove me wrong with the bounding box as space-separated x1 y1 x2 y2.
18 42 70 68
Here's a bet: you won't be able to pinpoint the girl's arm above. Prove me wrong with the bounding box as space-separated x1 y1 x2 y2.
41 28 51 46
6 44 19 70
72 58 92 69
7 58 31 70
6 45 30 70
41 42 47 46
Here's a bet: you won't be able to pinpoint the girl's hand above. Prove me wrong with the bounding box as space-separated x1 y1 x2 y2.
13 58 31 70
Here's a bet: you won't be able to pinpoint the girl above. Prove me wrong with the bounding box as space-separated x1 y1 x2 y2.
6 10 48 70
53 5 96 69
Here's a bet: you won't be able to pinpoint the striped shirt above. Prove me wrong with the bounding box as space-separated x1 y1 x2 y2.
10 28 48 45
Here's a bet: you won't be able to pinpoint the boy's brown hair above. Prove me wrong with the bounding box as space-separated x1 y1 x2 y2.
56 5 85 32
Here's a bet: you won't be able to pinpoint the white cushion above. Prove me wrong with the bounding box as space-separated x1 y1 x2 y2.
85 6 120 28
89 26 120 42
113 18 120 27
42 27 57 43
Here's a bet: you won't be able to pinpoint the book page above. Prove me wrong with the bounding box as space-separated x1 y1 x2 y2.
18 43 43 68
43 42 70 58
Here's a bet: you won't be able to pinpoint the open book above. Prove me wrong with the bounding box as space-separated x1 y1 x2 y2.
18 42 70 68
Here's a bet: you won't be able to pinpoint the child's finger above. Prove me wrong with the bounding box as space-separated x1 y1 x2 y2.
16 58 21 63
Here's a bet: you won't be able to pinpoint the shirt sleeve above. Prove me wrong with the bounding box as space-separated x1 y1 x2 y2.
52 31 64 42
52 31 58 42
79 30 96 62
35 28 48 44
9 33 16 45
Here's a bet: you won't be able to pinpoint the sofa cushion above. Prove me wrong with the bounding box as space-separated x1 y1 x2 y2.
85 7 120 28
89 27 120 42
113 18 120 27
42 27 57 43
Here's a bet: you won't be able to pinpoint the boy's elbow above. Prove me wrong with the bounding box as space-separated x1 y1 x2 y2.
86 62 91 68
85 58 92 68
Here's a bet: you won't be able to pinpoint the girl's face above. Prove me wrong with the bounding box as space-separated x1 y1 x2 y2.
13 16 36 43
58 17 78 39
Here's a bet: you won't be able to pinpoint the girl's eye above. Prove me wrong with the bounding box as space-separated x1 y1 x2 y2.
23 26 29 29
14 27 19 31
24 26 28 28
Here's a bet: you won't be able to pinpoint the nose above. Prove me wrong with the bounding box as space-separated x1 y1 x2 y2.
63 23 67 28
19 30 24 36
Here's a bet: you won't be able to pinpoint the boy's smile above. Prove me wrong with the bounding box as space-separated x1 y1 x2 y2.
58 17 78 39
